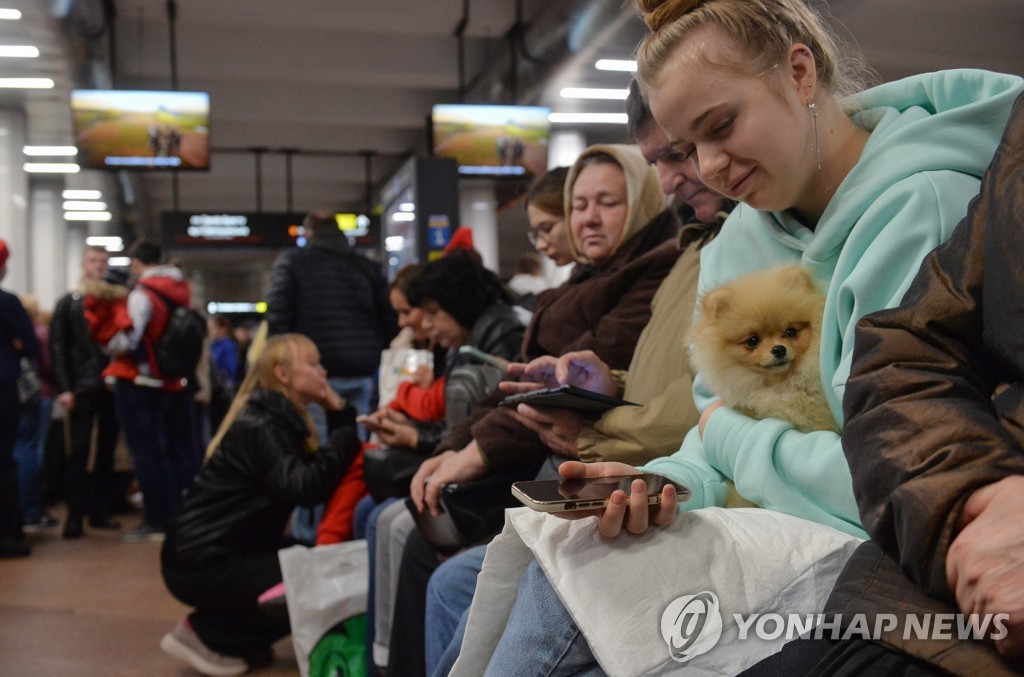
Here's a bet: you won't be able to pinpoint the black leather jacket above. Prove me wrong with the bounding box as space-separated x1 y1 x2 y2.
49 289 107 394
161 390 360 569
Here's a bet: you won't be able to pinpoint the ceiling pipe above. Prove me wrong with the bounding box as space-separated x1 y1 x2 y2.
454 0 470 103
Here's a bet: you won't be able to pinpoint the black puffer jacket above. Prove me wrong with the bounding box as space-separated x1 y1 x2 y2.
49 287 108 394
161 390 360 570
265 228 397 377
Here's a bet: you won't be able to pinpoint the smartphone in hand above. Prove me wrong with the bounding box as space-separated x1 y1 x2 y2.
511 474 688 512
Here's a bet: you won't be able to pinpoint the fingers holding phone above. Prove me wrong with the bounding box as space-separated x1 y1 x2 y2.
554 351 617 396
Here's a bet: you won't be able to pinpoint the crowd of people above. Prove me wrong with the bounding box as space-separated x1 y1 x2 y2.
2 1 1023 676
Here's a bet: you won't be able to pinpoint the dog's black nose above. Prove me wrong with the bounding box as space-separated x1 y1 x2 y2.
771 345 787 359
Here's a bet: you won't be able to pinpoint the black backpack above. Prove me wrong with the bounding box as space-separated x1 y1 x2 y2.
142 284 207 379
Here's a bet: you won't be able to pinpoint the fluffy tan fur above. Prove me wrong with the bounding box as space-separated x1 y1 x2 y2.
688 266 839 434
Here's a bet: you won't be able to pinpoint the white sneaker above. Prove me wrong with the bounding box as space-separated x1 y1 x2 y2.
159 619 248 676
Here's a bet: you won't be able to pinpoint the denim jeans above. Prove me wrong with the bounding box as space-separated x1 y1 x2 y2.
426 544 486 676
114 381 197 529
484 559 605 676
12 398 46 522
292 375 375 543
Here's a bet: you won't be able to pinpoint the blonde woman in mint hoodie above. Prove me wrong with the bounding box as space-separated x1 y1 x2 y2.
451 0 1024 674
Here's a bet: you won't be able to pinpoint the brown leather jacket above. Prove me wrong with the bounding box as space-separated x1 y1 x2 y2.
835 92 1024 675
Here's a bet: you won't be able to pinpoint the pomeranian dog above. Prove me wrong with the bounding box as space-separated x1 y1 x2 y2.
688 266 839 434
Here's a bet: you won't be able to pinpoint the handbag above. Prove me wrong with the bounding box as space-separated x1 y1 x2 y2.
362 445 426 502
405 466 539 555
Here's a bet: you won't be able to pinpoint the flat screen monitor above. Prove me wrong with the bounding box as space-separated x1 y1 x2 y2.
70 89 211 170
431 104 550 177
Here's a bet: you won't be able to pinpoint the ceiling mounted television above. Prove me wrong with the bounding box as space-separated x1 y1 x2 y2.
71 89 211 170
431 104 550 178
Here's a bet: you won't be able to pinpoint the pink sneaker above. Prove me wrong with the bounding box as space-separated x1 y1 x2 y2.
159 619 247 676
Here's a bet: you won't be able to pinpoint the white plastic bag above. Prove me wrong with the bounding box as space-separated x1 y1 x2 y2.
453 507 862 676
278 540 368 677
377 348 434 407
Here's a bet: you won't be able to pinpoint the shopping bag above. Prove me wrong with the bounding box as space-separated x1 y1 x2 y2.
279 540 369 677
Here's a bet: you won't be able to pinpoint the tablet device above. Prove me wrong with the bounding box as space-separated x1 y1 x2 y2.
499 384 637 414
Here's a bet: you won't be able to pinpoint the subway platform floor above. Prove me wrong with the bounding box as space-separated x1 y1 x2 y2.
0 511 300 677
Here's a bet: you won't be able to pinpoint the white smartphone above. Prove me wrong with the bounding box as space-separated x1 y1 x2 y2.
511 474 689 513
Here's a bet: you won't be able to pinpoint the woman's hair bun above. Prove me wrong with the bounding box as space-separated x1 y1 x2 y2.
636 0 707 32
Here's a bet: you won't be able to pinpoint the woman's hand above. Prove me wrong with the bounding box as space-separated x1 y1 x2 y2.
318 385 346 412
501 357 561 394
410 364 434 389
551 351 617 396
373 417 418 449
554 461 680 537
409 442 488 516
510 404 583 459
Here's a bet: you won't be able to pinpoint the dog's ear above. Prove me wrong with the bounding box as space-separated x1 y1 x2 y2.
780 266 816 293
701 286 734 321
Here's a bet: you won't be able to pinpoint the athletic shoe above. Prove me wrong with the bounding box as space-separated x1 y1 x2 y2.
160 619 248 676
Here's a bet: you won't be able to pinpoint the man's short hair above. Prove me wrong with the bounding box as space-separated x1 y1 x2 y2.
127 239 162 265
302 211 337 236
625 79 655 142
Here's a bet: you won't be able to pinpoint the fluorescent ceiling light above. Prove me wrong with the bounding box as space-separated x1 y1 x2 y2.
548 112 628 125
23 145 77 156
0 78 53 88
0 45 38 57
560 87 629 100
86 236 122 245
65 200 108 211
595 59 637 72
65 211 112 221
0 9 22 20
398 202 415 212
24 162 79 173
62 189 102 199
391 212 416 222
108 257 130 267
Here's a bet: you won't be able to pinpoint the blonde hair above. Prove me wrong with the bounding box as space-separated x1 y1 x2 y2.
205 333 319 460
634 0 871 106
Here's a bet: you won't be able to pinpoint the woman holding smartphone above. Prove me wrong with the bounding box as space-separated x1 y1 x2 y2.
453 0 1023 674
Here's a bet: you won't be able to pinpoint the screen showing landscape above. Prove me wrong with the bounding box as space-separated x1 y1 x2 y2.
71 89 211 170
431 104 550 177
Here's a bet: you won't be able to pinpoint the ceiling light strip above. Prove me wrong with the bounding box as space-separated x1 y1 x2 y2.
595 59 637 72
548 112 628 125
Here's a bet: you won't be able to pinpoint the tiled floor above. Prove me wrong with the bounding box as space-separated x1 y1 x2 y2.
0 514 299 676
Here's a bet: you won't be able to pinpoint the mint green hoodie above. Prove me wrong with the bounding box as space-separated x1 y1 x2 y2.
643 69 1024 538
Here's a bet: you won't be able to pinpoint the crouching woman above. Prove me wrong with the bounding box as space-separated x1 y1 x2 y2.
160 333 361 676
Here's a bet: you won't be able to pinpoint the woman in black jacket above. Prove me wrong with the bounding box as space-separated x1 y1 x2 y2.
160 333 361 676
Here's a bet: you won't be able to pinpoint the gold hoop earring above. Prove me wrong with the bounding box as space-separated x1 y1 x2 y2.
808 103 822 171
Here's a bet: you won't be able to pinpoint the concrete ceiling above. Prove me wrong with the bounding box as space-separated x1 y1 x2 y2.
8 0 1024 243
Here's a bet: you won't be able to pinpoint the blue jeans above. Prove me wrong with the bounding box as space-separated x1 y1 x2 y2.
292 376 375 543
12 398 47 522
114 381 197 529
484 559 604 677
426 544 486 676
